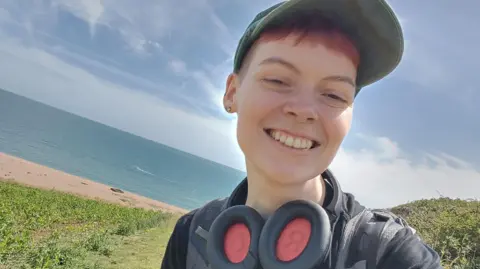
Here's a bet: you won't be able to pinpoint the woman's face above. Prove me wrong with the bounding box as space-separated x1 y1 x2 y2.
224 33 357 185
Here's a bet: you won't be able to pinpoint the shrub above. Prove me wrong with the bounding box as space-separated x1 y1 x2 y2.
392 198 480 268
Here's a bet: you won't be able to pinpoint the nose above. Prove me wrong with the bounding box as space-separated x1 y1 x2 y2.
283 97 319 123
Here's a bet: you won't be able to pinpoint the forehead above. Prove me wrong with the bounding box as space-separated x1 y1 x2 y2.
246 34 357 78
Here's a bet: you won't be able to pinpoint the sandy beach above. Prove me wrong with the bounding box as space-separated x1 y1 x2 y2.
0 152 188 214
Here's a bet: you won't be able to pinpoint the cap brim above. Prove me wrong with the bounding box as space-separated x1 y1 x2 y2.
250 0 404 89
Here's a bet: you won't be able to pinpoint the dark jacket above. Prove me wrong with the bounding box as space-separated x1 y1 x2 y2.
161 170 442 269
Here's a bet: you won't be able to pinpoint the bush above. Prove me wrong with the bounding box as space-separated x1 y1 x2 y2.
392 198 480 269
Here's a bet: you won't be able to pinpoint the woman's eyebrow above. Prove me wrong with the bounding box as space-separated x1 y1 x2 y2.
258 57 300 74
322 75 356 87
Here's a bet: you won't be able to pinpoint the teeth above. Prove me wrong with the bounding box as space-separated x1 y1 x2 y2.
269 130 314 150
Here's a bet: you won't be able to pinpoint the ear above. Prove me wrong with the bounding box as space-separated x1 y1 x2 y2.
223 72 239 113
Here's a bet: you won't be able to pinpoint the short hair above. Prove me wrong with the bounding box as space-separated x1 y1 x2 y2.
237 13 360 75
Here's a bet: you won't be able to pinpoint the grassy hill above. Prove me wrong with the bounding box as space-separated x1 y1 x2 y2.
1 180 478 268
392 198 480 269
0 180 179 269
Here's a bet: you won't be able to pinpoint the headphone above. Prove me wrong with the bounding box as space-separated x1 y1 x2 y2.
206 200 331 269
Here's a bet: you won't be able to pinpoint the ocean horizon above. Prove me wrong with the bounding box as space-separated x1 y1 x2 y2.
0 89 246 210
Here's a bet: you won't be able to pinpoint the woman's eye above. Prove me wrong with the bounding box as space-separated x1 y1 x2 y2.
324 93 346 102
263 78 287 86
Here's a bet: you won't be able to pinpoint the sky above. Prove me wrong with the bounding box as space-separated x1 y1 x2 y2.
0 0 479 208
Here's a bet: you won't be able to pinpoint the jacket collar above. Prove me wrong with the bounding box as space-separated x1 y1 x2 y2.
222 169 345 218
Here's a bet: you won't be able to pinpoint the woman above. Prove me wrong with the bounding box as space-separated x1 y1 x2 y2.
162 0 442 268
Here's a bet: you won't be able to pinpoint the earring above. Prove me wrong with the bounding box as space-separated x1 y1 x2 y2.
226 106 231 112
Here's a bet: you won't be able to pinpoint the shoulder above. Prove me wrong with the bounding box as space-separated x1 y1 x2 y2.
168 209 198 244
161 209 197 269
379 225 442 268
162 198 228 258
176 209 198 230
168 209 197 252
171 208 200 246
360 209 443 268
171 196 228 236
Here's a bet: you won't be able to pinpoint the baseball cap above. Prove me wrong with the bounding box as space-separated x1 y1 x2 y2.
233 0 404 91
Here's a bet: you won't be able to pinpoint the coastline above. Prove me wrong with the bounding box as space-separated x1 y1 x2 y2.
0 152 188 214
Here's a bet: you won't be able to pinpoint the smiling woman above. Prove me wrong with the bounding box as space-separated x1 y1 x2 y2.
160 1 443 269
230 38 355 180
226 19 358 190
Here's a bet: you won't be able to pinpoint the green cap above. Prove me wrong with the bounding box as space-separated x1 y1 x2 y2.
233 0 404 90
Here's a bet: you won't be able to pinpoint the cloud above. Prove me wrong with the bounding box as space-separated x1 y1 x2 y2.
191 70 226 110
51 0 235 56
0 5 227 119
388 0 479 101
168 59 187 74
52 0 104 37
0 0 237 58
330 136 480 208
0 7 12 22
54 0 231 114
166 56 228 114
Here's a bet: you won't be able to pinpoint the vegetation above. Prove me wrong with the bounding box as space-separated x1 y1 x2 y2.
392 197 480 269
1 180 478 268
0 180 178 269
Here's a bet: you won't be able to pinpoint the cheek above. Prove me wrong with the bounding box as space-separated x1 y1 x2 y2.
235 84 262 144
323 108 352 143
236 82 278 122
235 105 265 157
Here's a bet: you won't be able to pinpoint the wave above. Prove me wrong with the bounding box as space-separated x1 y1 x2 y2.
133 165 155 176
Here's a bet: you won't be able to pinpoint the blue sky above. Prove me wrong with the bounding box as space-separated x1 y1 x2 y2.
0 0 478 207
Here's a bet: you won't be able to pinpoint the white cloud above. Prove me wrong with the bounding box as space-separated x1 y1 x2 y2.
191 70 226 110
0 0 237 57
166 56 228 113
49 0 235 55
168 59 187 74
388 1 479 102
0 7 12 22
330 137 480 208
52 0 104 37
35 0 232 112
395 42 453 90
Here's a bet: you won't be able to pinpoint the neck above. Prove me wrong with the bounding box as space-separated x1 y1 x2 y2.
245 169 326 218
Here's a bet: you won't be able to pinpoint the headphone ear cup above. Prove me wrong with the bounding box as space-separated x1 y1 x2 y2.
206 205 265 269
258 200 331 269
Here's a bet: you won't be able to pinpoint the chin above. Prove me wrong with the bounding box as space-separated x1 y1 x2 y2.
263 166 321 186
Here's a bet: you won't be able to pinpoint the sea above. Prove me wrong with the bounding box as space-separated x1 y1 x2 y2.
0 89 246 210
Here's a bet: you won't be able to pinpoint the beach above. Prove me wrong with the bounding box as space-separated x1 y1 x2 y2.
0 152 187 214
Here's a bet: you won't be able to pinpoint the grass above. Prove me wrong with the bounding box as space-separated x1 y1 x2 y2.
90 225 174 269
0 180 179 269
1 180 478 269
392 197 480 269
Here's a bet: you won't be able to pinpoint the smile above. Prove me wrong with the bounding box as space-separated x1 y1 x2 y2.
265 129 319 150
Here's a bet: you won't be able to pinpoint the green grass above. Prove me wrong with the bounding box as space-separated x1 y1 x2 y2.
0 180 179 269
1 180 478 269
90 224 174 269
392 197 480 269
